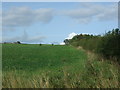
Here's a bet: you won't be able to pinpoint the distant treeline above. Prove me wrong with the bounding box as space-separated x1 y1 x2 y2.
64 28 120 64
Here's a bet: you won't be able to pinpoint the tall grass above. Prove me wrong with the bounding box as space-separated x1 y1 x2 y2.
2 57 119 88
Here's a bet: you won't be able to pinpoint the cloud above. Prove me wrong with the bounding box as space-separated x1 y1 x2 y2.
62 3 117 24
2 3 117 31
60 42 65 45
59 32 77 45
2 30 45 43
65 32 77 39
2 7 54 30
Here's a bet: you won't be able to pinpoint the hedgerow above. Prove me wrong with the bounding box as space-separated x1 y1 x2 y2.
64 28 120 64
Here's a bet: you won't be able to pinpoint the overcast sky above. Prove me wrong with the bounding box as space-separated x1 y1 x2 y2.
2 2 118 44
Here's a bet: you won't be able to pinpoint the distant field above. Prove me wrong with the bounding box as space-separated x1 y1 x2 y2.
3 44 87 73
2 44 119 88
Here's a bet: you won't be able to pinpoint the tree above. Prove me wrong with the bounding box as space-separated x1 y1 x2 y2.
17 41 21 44
64 39 70 45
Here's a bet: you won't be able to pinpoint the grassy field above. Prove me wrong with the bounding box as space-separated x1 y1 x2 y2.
2 44 120 88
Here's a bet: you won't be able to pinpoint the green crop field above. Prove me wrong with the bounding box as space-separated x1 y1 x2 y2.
2 44 119 88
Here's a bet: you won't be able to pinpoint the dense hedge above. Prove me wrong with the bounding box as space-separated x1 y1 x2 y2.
98 29 120 61
64 28 120 64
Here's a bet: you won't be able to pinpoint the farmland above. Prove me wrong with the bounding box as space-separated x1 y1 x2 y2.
2 44 119 88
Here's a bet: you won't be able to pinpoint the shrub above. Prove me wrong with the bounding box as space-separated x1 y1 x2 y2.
98 28 120 63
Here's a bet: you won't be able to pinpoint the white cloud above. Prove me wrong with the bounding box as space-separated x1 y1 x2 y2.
2 36 45 43
2 3 118 31
60 32 77 45
60 42 65 45
2 7 54 30
62 3 118 24
65 32 77 39
2 30 45 43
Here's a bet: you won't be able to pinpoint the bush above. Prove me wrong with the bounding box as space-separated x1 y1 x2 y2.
98 29 120 63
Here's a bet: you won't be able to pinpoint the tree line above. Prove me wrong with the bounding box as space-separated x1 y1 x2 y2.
64 28 120 64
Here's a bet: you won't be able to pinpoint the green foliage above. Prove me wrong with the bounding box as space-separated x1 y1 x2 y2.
64 39 70 45
17 41 21 44
66 28 120 64
98 29 120 62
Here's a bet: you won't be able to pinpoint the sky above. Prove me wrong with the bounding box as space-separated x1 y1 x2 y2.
2 2 118 44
